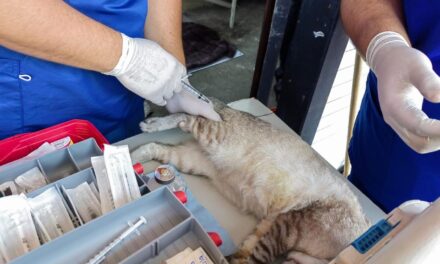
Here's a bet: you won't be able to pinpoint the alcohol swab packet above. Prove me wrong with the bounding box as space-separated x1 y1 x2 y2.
27 187 75 241
15 167 47 193
65 182 102 223
0 195 40 262
104 145 140 209
181 247 214 264
165 247 193 264
92 156 115 213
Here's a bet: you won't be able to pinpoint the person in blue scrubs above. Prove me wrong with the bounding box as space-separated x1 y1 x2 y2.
341 0 440 212
0 0 220 143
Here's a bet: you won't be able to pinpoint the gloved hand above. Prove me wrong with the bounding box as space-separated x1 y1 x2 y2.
166 84 221 121
103 33 186 106
367 31 440 153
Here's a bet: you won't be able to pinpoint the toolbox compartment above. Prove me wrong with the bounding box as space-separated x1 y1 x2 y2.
69 139 103 170
122 218 228 264
0 138 227 263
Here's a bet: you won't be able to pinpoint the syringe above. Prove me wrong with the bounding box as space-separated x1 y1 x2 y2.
181 74 211 104
87 216 147 264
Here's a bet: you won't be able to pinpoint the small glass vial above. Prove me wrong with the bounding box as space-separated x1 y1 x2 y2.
154 165 187 192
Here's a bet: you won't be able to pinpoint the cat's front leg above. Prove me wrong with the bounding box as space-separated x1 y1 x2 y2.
131 141 218 177
130 142 166 164
139 113 188 133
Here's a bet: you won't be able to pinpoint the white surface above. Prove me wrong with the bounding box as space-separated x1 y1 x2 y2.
227 98 273 117
123 98 385 246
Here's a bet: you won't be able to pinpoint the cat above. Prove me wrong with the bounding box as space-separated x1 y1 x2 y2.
130 100 370 264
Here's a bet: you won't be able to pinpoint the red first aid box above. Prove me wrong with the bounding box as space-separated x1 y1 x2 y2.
0 120 108 166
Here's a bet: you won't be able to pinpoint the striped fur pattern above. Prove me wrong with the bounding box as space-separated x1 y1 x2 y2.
131 100 369 263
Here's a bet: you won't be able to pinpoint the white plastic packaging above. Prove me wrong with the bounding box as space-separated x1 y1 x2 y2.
89 182 100 202
0 195 40 262
92 156 115 213
27 187 75 242
103 145 141 209
65 182 102 223
15 167 47 193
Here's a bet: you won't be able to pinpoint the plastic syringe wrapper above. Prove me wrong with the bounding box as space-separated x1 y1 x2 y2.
15 167 47 193
65 182 102 223
92 156 115 213
89 182 100 202
103 145 141 209
27 187 75 242
0 195 40 262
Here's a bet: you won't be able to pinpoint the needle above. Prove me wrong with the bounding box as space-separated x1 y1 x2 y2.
181 74 211 104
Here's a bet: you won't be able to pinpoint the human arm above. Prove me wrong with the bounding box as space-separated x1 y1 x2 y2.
145 0 185 65
144 0 221 121
341 0 407 56
0 0 186 106
341 0 440 153
0 0 121 72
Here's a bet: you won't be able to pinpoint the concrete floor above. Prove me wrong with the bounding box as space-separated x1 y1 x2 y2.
183 0 266 103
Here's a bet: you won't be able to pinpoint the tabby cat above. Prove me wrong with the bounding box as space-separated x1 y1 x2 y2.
131 100 369 264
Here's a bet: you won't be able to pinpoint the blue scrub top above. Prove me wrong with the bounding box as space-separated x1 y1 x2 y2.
0 0 148 143
349 0 440 212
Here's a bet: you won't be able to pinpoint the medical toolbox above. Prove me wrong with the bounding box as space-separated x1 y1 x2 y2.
0 138 228 264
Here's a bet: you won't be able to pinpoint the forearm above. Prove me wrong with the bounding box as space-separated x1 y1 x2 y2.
145 0 185 65
0 0 121 72
341 0 408 56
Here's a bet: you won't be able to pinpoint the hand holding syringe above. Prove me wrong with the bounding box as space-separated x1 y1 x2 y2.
164 75 221 121
181 74 211 104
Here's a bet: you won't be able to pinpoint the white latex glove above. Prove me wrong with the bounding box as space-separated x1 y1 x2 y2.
367 31 440 153
166 84 221 121
103 33 186 106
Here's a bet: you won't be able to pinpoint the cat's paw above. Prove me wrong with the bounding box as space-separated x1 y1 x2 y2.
139 117 164 133
130 143 158 163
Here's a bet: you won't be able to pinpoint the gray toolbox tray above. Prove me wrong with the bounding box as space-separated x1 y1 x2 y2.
0 138 227 263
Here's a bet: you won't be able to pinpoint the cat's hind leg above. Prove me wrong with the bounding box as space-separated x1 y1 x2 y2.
131 141 217 177
229 217 276 264
231 214 288 264
231 203 346 264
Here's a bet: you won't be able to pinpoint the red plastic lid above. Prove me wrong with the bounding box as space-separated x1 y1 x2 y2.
0 119 108 166
208 232 223 247
133 163 144 175
173 191 187 204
